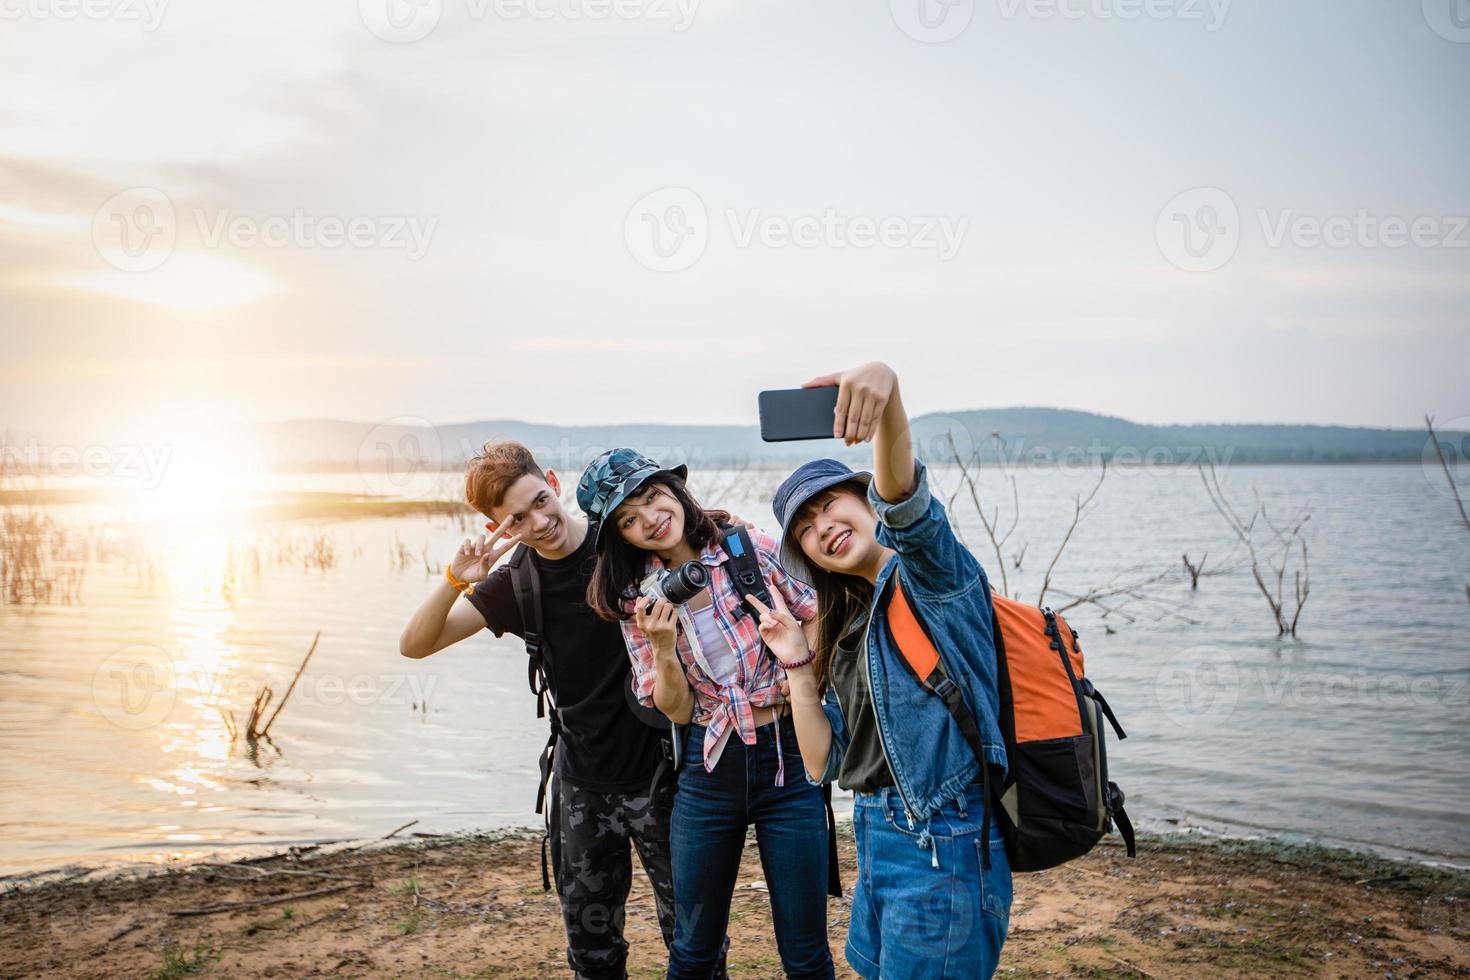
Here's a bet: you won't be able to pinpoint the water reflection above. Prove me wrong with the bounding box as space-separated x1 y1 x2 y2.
2 464 1467 877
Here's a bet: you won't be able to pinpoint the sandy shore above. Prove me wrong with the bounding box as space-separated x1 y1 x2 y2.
2 827 1465 979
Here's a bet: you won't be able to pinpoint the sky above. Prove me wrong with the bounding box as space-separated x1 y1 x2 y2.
2 0 1468 446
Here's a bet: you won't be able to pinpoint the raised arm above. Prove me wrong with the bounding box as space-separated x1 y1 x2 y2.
400 528 519 658
803 361 914 503
807 361 984 595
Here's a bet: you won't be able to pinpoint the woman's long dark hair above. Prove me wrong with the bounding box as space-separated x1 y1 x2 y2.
588 475 731 622
796 485 875 692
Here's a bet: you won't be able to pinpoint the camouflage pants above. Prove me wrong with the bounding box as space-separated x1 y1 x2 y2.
548 775 677 980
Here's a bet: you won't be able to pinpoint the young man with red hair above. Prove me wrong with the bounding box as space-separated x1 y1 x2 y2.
401 441 713 979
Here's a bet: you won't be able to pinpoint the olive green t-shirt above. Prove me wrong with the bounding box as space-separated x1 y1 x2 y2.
827 611 894 793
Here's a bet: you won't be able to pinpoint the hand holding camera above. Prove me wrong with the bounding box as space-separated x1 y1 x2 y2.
635 596 679 657
635 560 709 658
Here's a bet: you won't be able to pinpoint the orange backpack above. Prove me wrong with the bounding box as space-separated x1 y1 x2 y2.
889 579 1135 871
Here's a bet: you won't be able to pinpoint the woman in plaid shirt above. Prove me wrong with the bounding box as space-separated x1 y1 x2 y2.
581 448 836 980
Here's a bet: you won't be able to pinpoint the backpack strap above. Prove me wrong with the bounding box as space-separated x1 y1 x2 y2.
887 573 999 869
823 782 842 898
507 544 561 873
1108 782 1137 857
508 545 551 720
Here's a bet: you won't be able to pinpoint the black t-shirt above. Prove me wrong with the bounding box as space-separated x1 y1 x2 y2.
466 530 662 794
828 607 894 793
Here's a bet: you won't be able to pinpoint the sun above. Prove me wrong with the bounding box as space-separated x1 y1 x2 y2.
132 443 253 524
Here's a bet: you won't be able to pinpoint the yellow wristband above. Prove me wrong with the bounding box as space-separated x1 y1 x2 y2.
445 564 475 597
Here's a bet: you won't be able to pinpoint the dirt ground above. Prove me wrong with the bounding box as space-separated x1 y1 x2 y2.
2 827 1466 979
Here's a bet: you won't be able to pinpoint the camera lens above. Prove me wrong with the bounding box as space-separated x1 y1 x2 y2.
660 561 709 605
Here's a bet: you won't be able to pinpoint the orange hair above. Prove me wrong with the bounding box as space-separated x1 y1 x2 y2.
464 441 546 516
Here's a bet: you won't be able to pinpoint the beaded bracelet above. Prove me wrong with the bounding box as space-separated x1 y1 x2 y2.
779 649 818 670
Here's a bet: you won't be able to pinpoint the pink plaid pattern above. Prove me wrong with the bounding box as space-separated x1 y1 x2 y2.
621 526 817 777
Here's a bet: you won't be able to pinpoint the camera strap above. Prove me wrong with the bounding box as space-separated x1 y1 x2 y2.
719 524 773 622
719 524 842 897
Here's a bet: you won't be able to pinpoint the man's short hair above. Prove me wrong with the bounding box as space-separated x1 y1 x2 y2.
465 441 546 516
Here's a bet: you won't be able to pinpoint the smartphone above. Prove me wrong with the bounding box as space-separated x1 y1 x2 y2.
758 387 840 442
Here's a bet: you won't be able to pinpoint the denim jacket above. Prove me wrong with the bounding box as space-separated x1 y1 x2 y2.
808 459 1007 823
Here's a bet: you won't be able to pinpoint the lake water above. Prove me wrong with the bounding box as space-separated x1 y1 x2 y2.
2 461 1467 880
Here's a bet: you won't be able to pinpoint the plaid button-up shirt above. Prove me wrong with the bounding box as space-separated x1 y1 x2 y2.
621 526 817 781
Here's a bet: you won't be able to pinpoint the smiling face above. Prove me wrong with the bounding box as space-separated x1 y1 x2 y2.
487 472 573 555
613 481 685 552
792 485 883 577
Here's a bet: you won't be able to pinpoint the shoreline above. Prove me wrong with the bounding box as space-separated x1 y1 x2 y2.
8 814 1468 894
4 826 1466 979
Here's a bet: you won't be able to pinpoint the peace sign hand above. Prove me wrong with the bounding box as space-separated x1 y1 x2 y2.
449 521 523 585
745 589 810 668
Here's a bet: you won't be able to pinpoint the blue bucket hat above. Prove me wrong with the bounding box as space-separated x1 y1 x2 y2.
576 447 689 548
772 458 872 584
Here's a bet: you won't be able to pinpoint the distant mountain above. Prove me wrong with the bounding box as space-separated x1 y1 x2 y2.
233 409 1465 471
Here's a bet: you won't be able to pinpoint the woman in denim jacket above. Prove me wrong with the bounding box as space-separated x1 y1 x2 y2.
750 362 1012 979
580 448 836 980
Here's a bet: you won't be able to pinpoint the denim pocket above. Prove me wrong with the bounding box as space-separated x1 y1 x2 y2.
974 831 1013 924
880 789 988 840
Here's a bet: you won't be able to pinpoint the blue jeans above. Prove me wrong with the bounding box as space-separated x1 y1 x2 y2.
848 784 1012 979
667 716 835 979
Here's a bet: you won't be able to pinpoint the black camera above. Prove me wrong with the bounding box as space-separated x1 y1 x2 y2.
640 561 709 607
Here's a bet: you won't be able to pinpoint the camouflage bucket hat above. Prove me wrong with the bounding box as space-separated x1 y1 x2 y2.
576 448 689 547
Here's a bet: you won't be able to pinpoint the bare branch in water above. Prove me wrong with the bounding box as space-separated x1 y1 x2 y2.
1199 462 1311 637
1037 460 1107 609
943 431 1013 597
259 632 322 739
1426 415 1470 532
1425 415 1470 604
1182 552 1206 590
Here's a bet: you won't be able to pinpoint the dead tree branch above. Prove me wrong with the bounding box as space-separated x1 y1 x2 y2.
1199 463 1311 637
1037 460 1107 609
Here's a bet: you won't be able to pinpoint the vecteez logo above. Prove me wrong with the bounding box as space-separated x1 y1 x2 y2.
623 187 710 273
1155 186 1468 272
359 0 442 43
359 0 699 42
92 645 178 731
93 187 178 273
0 0 169 31
623 186 971 272
356 416 446 501
890 0 975 42
1422 0 1470 42
1155 187 1240 273
1154 645 1240 731
995 0 1232 30
91 187 438 271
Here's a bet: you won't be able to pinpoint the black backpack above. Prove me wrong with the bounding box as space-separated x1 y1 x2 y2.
507 527 842 898
505 543 681 892
885 572 1136 873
